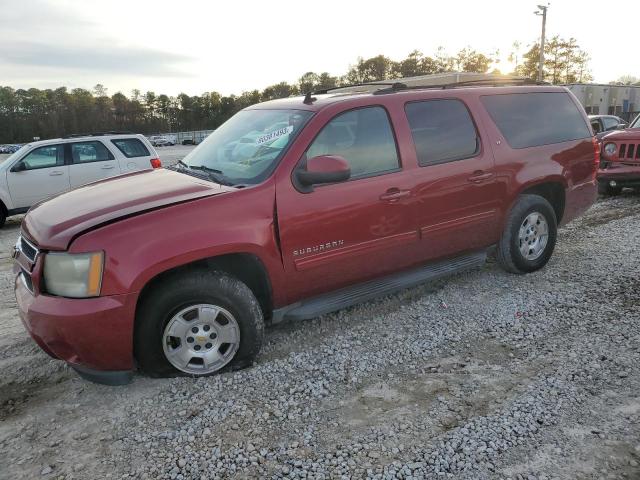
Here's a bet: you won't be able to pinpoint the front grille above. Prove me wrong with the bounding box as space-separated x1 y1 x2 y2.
619 143 640 160
18 235 39 262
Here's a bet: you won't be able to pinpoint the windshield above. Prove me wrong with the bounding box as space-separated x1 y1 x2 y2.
630 114 640 129
182 109 313 185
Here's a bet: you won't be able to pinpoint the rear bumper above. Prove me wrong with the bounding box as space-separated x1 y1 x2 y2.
16 275 137 376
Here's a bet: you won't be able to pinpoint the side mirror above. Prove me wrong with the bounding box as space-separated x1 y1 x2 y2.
295 155 351 191
11 162 26 172
617 124 628 130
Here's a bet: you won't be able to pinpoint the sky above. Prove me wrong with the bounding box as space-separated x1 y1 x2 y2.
0 0 636 97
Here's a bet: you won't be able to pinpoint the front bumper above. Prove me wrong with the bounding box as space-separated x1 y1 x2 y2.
598 164 640 187
16 275 137 383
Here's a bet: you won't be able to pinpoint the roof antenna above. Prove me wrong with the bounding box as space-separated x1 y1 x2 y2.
303 91 317 105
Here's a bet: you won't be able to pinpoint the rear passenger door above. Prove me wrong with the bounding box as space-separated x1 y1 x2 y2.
404 98 500 260
68 140 121 188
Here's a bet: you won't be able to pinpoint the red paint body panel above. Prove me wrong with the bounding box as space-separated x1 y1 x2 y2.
16 85 598 375
22 168 235 250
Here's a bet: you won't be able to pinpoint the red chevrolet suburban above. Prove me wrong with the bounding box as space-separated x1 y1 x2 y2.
14 80 598 385
598 113 640 195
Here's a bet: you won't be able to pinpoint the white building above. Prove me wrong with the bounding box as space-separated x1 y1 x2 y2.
565 83 640 120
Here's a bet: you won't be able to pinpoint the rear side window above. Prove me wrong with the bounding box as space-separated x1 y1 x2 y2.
111 138 150 158
306 106 399 178
481 92 590 149
405 99 479 166
70 141 114 164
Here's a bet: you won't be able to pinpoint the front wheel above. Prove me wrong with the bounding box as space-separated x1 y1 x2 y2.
135 270 264 377
496 194 558 274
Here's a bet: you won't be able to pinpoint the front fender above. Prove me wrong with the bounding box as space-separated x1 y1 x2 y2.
69 181 287 306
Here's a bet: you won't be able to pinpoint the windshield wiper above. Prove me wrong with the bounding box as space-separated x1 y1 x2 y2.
177 159 189 169
189 165 233 186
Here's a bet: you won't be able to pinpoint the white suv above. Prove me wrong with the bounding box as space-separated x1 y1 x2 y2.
0 133 160 227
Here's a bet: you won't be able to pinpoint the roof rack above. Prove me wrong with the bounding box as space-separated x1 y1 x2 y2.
314 74 549 96
314 81 399 95
62 131 133 139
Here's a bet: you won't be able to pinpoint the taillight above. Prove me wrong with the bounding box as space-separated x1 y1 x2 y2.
150 158 162 169
592 137 600 178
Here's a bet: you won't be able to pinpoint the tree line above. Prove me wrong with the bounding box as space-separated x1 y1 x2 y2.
0 37 625 144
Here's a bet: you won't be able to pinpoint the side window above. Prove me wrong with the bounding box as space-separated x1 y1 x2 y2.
603 117 619 131
70 141 114 164
17 145 64 170
306 106 399 178
591 120 602 134
111 138 150 158
481 92 591 149
405 99 479 167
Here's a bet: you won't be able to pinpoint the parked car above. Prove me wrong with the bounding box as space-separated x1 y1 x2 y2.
589 115 628 139
597 113 640 195
14 81 598 385
0 134 160 226
149 135 175 147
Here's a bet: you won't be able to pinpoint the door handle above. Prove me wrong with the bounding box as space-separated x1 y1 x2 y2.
49 171 64 176
101 165 115 170
467 171 494 183
379 188 410 202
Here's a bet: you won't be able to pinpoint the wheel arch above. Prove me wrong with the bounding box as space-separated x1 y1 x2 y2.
135 252 274 324
511 179 566 225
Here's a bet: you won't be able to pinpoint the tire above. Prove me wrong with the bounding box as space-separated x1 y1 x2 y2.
598 182 622 196
496 194 557 274
0 210 5 229
135 269 264 378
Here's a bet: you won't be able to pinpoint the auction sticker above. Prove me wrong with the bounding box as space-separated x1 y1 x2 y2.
256 125 293 145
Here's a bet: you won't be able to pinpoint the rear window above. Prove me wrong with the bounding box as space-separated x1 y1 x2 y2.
111 138 150 158
481 92 590 149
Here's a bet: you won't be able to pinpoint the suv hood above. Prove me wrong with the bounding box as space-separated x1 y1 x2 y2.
23 168 236 250
602 129 640 142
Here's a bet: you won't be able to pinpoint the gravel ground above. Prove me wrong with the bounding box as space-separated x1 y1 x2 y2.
0 190 639 480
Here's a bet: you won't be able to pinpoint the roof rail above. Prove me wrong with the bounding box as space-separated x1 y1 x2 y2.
315 75 549 96
314 81 398 95
373 77 548 94
62 131 133 139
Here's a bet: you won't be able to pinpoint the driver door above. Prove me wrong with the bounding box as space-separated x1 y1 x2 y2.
7 144 70 209
276 106 419 302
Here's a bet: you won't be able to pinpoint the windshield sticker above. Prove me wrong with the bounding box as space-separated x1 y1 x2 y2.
256 125 293 145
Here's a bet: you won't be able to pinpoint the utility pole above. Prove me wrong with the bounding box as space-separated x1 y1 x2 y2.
534 4 549 83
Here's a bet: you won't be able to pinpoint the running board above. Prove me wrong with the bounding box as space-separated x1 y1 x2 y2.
272 250 487 324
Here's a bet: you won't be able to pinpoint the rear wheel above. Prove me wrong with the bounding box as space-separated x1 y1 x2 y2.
496 194 557 274
135 269 264 377
598 182 623 196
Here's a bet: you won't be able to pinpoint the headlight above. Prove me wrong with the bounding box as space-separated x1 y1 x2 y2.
603 142 617 157
43 252 104 298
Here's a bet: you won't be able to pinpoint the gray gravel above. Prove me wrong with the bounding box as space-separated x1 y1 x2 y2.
0 192 639 480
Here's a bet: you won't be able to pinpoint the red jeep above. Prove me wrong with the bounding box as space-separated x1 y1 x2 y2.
14 81 598 385
598 114 640 195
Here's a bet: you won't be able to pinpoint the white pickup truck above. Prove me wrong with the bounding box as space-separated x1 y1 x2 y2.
0 133 160 227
